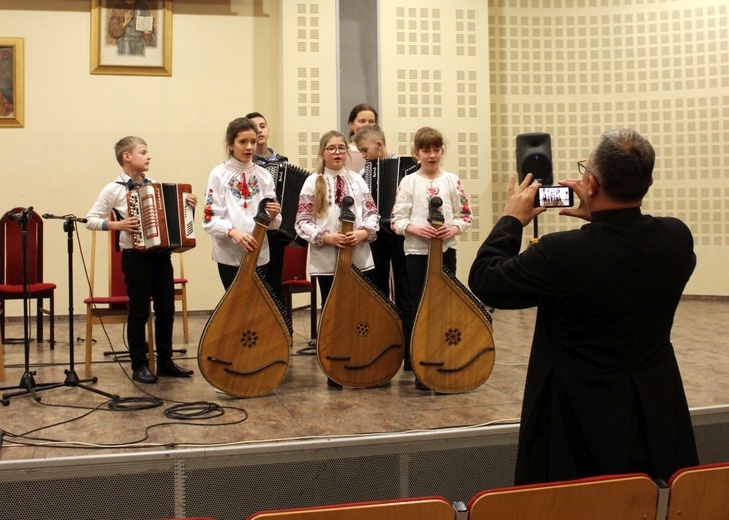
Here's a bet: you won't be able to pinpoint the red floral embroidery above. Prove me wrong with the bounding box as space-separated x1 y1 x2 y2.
239 172 250 208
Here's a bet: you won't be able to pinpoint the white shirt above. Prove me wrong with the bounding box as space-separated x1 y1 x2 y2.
85 172 152 250
391 169 473 255
202 158 281 267
295 167 379 276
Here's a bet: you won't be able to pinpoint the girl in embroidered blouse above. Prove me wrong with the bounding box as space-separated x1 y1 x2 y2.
295 130 380 306
202 117 282 290
391 127 473 352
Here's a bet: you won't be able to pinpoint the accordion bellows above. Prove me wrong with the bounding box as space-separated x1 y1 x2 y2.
362 156 419 224
261 162 312 241
127 183 196 252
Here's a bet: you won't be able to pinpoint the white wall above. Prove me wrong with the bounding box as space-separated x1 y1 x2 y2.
0 0 285 318
1 0 727 326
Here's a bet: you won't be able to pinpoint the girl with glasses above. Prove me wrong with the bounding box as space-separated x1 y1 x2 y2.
295 130 380 388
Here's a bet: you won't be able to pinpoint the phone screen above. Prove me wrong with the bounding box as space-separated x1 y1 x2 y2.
535 186 574 208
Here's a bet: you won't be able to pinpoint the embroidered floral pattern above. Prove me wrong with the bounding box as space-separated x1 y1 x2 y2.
425 181 440 203
296 194 329 246
203 189 215 222
227 170 261 209
455 179 472 225
361 193 379 242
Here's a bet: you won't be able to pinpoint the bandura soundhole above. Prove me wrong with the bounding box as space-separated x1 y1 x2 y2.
355 322 371 337
240 330 259 347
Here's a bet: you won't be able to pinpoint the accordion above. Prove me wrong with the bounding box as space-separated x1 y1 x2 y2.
363 156 419 225
127 183 196 252
262 162 312 241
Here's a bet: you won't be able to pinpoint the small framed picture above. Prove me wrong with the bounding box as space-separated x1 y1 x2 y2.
91 0 172 76
0 37 24 128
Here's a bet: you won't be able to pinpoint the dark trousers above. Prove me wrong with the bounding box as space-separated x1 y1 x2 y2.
263 231 288 300
369 229 414 335
218 262 268 291
317 275 334 306
121 249 175 370
317 267 379 307
404 248 457 346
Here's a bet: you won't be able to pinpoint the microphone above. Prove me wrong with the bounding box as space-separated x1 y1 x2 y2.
7 207 33 221
42 213 88 223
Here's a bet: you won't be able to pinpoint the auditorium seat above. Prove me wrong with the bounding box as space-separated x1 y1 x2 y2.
247 496 455 520
468 473 658 520
667 462 729 519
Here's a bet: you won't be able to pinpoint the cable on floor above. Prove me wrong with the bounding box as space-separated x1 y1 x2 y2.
164 401 225 420
108 396 164 411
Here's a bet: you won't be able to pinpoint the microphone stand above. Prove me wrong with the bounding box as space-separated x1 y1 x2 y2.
1 208 64 405
2 214 119 404
51 215 118 397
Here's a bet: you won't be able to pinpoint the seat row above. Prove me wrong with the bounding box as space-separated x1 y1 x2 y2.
239 462 729 520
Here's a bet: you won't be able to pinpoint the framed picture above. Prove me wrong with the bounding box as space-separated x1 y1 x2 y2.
0 37 24 128
91 0 172 76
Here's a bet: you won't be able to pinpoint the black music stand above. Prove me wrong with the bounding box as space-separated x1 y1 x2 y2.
1 208 65 405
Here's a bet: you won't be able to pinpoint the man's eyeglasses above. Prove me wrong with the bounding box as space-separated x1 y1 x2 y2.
577 160 600 186
325 145 348 154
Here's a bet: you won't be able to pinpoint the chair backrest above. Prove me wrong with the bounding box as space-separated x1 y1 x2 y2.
88 218 126 305
0 207 44 285
667 462 729 519
281 244 308 283
468 473 658 520
247 496 455 520
108 227 126 298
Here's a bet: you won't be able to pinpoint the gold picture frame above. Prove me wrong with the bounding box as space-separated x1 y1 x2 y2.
0 37 24 128
91 0 172 76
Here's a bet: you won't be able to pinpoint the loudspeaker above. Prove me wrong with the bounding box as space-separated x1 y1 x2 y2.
516 133 553 185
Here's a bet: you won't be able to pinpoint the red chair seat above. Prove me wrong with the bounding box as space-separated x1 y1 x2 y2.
281 280 311 289
0 282 57 295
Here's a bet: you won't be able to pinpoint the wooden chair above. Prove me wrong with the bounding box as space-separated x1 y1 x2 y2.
280 243 317 340
667 462 729 519
468 473 658 520
173 254 190 343
83 228 154 378
247 496 455 520
0 207 56 347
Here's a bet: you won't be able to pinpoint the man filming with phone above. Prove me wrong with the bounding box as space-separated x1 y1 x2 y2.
468 128 698 485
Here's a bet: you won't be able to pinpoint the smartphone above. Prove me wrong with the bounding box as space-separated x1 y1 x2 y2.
534 185 574 208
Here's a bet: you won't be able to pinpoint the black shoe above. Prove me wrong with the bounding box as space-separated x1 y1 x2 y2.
132 365 158 384
157 362 194 378
415 380 431 391
327 378 343 390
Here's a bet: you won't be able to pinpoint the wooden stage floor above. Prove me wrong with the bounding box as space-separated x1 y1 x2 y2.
0 298 727 462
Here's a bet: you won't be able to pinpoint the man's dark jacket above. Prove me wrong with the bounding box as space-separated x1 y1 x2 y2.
468 208 698 484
